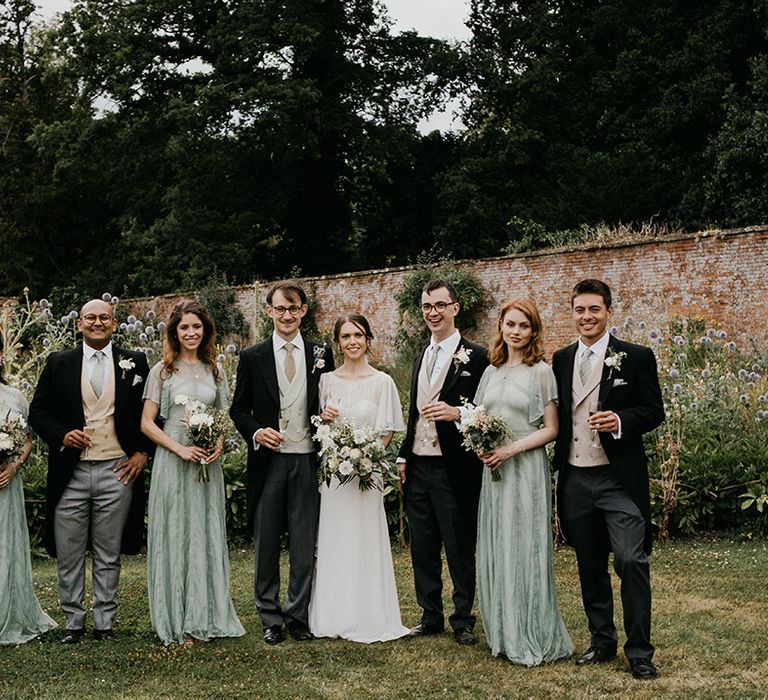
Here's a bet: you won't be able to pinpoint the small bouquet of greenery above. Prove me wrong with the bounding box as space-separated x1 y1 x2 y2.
0 413 27 468
175 394 229 483
311 415 391 491
458 399 512 482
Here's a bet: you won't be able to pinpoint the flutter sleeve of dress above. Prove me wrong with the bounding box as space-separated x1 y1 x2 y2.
5 385 30 423
472 365 494 406
373 373 405 433
214 364 229 410
143 363 169 420
528 361 558 427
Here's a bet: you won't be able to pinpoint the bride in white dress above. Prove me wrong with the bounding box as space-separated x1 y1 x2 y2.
309 314 408 642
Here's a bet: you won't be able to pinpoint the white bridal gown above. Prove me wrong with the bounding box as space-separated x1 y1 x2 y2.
309 369 409 643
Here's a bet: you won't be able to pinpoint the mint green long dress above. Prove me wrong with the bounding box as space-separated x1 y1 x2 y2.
144 362 244 645
474 362 572 665
0 384 57 644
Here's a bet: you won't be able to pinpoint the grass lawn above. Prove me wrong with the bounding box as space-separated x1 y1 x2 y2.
2 538 767 699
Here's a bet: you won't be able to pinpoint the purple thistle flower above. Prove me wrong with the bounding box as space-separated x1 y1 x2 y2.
707 328 717 337
139 333 148 343
758 395 767 403
39 298 49 308
145 326 155 335
60 316 69 325
752 364 761 373
134 319 143 329
609 326 619 335
127 315 137 324
126 323 136 333
638 321 647 330
726 341 736 351
42 338 50 347
717 330 727 339
111 296 119 305
739 394 748 404
146 310 156 320
669 369 679 379
217 353 225 362
120 323 128 330
157 321 166 332
673 384 682 394
700 337 712 346
68 310 78 319
101 292 112 302
226 344 237 353
738 369 748 380
674 335 685 345
689 402 698 411
679 353 688 362
701 369 711 379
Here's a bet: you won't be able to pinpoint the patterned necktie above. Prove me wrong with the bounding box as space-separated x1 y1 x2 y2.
91 350 105 397
284 342 296 382
426 345 439 379
579 348 593 386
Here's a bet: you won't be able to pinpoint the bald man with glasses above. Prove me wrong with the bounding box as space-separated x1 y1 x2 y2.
29 299 152 643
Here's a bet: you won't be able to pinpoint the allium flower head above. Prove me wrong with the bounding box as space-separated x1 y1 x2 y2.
718 330 727 339
726 341 736 351
101 293 112 302
673 384 682 394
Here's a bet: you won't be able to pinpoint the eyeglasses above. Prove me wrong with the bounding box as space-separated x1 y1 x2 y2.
270 305 303 316
81 314 114 324
421 302 456 314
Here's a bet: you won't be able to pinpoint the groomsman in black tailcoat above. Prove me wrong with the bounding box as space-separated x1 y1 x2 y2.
552 279 664 680
398 279 488 645
230 281 334 645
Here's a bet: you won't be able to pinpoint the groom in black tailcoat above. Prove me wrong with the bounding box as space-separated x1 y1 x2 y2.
552 279 664 680
398 279 488 645
230 280 334 645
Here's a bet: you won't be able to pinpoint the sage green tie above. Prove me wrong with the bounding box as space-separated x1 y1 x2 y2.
426 346 439 379
579 348 592 386
91 351 105 397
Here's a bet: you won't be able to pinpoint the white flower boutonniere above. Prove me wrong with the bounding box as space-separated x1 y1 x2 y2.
604 348 627 380
118 357 135 379
312 344 327 374
132 375 143 387
453 346 473 372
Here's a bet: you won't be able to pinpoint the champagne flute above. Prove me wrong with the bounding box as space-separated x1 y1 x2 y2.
588 400 602 448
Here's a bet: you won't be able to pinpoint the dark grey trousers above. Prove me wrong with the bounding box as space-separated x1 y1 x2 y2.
252 452 320 628
406 455 477 631
562 464 654 660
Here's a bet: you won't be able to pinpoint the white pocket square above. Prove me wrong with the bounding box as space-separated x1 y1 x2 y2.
460 370 471 377
612 378 627 387
132 375 143 386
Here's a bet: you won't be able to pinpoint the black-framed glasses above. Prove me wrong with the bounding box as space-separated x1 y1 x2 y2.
81 314 114 324
270 305 303 316
421 302 456 313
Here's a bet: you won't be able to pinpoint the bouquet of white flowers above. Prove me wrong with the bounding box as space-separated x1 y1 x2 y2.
311 415 391 491
458 399 512 482
175 394 229 483
0 413 27 467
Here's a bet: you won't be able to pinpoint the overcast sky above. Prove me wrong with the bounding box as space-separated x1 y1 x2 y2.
36 0 472 38
34 0 471 130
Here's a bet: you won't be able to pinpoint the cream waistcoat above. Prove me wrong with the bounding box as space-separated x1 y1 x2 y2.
412 350 452 457
568 353 609 467
80 359 124 461
276 349 314 454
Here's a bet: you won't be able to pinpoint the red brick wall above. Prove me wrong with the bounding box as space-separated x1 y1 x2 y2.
127 226 768 363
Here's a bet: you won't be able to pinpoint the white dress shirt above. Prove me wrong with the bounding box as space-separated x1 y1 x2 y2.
425 330 462 384
83 341 114 380
576 332 621 438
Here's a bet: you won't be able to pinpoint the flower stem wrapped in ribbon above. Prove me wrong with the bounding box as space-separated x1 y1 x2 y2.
311 415 392 491
458 398 513 482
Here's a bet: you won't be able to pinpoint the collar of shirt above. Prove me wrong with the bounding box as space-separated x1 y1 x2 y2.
577 332 611 367
83 341 113 362
272 331 304 355
429 329 462 358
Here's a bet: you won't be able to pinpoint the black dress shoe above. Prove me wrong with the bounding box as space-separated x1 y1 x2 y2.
452 626 478 646
629 658 659 680
576 645 617 665
408 621 444 637
60 628 85 645
263 625 285 645
92 629 114 641
286 622 313 641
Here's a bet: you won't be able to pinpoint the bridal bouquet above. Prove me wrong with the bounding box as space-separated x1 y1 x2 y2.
311 415 390 491
175 394 228 483
458 399 512 482
0 414 27 467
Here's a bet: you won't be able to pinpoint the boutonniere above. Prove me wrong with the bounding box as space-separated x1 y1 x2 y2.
132 375 143 387
312 344 327 374
604 347 627 380
612 378 627 387
118 357 135 379
453 346 473 372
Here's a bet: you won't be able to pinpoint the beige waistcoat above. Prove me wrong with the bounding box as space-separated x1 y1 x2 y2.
276 349 314 454
412 351 452 457
80 359 124 461
568 355 609 467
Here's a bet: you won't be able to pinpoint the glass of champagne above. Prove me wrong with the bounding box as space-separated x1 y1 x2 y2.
588 400 602 448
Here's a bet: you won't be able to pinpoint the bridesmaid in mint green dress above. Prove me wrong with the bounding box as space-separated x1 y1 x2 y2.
0 338 57 644
141 301 244 646
474 298 572 665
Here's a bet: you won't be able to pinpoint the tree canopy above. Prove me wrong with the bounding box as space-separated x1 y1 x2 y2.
1 0 766 298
